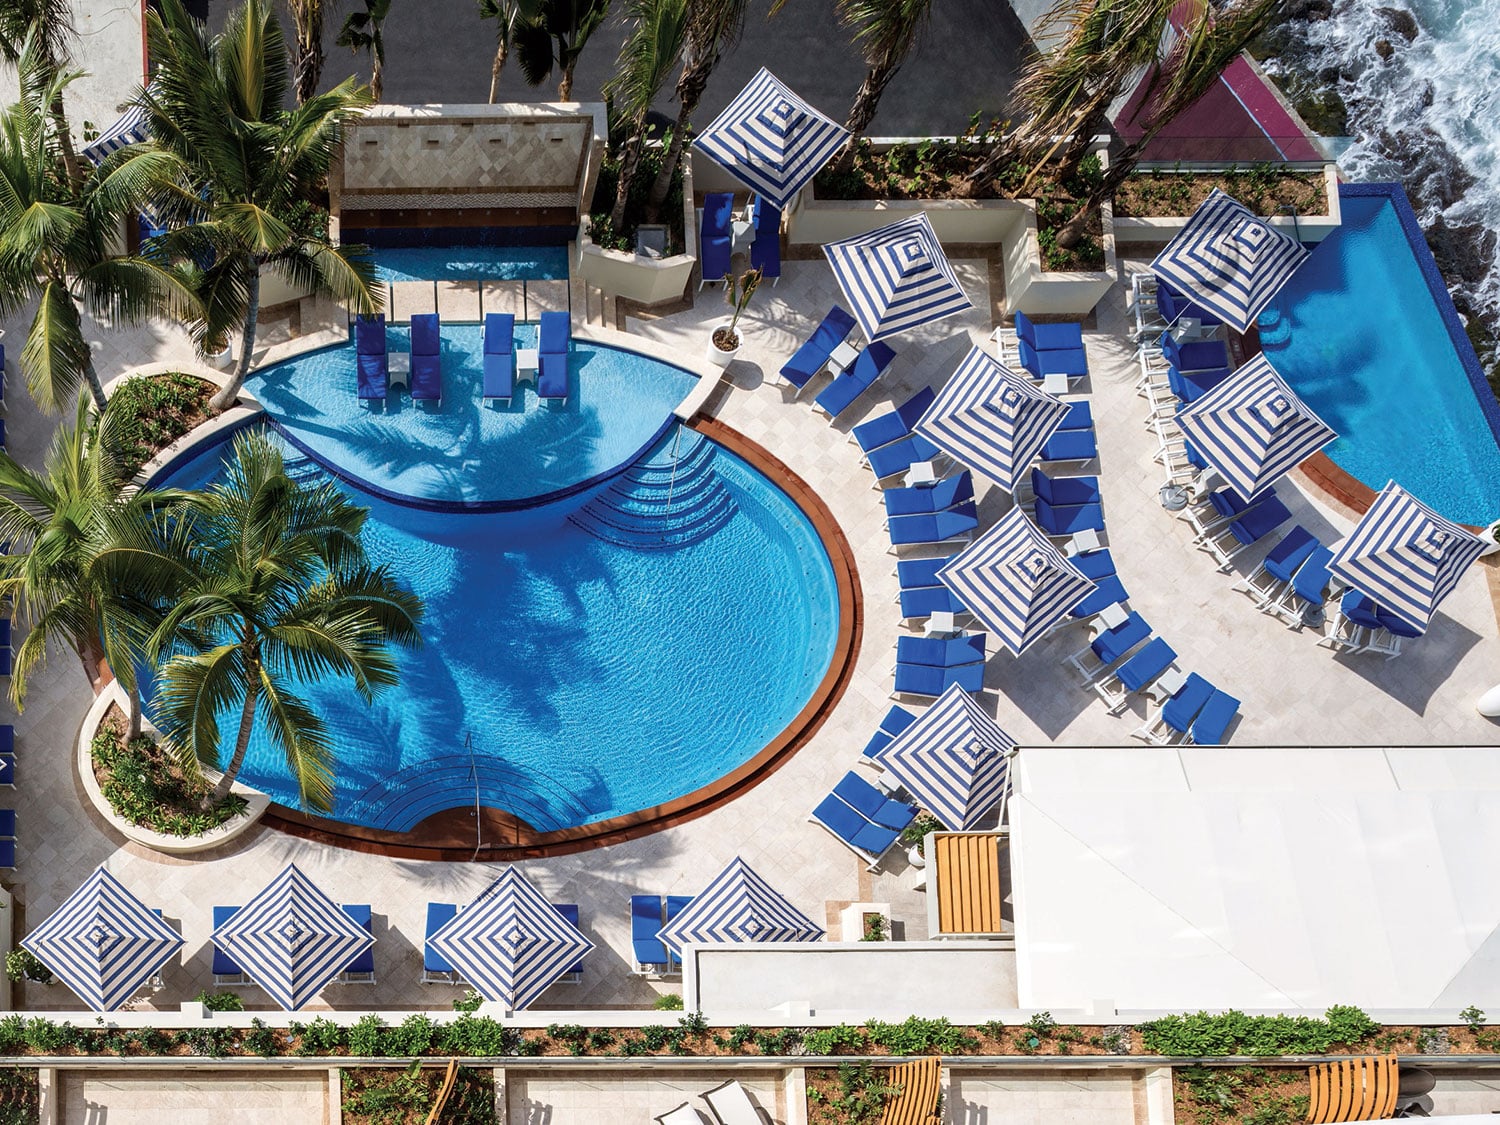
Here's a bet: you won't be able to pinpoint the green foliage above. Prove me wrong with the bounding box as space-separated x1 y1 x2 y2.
439 1015 517 1057
1025 1011 1057 1039
244 1017 280 1057
1139 1007 1380 1056
293 1016 345 1055
348 1014 384 1057
452 989 484 1013
1462 1005 1487 1029
382 1015 437 1057
193 989 245 1012
343 1060 496 1125
897 812 943 851
0 1066 38 1125
827 1062 899 1125
93 726 248 836
803 1024 868 1056
652 992 684 1010
753 1027 804 1056
171 1025 237 1056
0 1017 23 1055
865 1017 978 1056
587 141 684 253
3 951 50 985
640 1024 678 1052
548 1023 590 1055
727 1024 756 1051
1178 1066 1308 1125
587 1029 616 1051
678 1010 709 1036
105 373 211 479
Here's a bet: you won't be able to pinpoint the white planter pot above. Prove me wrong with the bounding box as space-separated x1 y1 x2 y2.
1476 525 1500 557
705 320 741 369
907 844 927 869
1477 684 1500 718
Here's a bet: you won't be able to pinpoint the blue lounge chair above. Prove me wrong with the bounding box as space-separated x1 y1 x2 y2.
1340 590 1384 631
896 633 985 668
1070 548 1116 581
1018 337 1088 378
1169 364 1231 403
854 387 936 454
1098 637 1177 714
0 618 11 677
340 904 375 984
0 838 13 870
1284 545 1334 620
883 471 973 517
867 432 942 480
664 895 692 972
1375 608 1423 639
1157 281 1223 329
1066 610 1151 683
833 771 918 831
355 314 388 400
0 755 14 788
409 313 442 403
1039 428 1097 464
482 312 516 403
1031 468 1100 506
0 809 14 836
811 792 901 866
1188 689 1241 744
887 503 979 547
749 196 781 282
780 306 857 390
422 902 459 984
897 556 954 589
0 725 14 756
1015 310 1083 352
1033 497 1105 536
1067 574 1128 621
893 660 984 698
1239 525 1320 609
630 895 669 974
538 311 571 401
1160 330 1229 374
1058 400 1094 431
899 585 966 619
698 192 734 289
815 341 898 419
1209 495 1293 568
1137 671 1216 744
554 904 585 982
211 905 246 984
862 704 918 760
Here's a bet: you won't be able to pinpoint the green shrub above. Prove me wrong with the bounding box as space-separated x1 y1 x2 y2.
3 952 50 986
348 1014 384 1057
92 724 247 837
451 989 483 1013
292 1016 345 1055
0 1017 24 1055
171 1026 236 1056
753 1027 803 1056
1139 1007 1380 1056
383 1015 437 1057
193 989 244 1012
865 1017 977 1055
803 1024 867 1056
0 1066 38 1125
245 1018 280 1057
438 1015 516 1057
106 373 213 479
547 1024 590 1056
652 992 684 1010
587 1029 615 1051
344 1060 497 1124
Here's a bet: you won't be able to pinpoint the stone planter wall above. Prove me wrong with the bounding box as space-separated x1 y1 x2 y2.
1004 199 1119 318
574 161 697 307
1111 161 1342 246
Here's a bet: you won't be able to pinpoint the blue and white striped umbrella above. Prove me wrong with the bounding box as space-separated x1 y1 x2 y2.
870 682 1016 830
211 864 372 1010
658 857 823 958
1175 353 1335 501
429 868 593 1011
21 867 183 1011
81 104 149 164
916 346 1071 491
1151 189 1309 333
822 213 974 342
937 507 1095 656
1328 481 1486 634
693 67 848 211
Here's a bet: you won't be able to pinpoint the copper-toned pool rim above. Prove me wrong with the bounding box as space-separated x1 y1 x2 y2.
263 415 862 861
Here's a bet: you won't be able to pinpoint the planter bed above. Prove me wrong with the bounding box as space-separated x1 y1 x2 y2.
343 1064 494 1125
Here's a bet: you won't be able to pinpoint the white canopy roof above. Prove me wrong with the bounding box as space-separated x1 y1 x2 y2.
1010 747 1500 1012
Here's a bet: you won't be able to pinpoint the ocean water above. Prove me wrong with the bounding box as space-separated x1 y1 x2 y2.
1265 0 1500 331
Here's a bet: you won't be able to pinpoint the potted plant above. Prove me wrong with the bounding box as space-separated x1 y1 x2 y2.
5 949 52 986
899 812 943 868
1477 519 1500 557
706 267 762 369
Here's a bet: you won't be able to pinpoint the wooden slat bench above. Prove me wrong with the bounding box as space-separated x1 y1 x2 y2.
1306 1054 1398 1123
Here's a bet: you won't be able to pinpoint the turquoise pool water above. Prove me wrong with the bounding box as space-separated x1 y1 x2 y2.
151 424 839 832
247 327 696 508
1260 184 1500 524
369 245 569 283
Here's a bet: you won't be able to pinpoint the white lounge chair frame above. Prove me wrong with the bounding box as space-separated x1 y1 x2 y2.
702 1080 769 1125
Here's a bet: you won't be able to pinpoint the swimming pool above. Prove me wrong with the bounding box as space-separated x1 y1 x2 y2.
150 423 840 833
247 327 696 508
1259 183 1500 524
368 244 570 284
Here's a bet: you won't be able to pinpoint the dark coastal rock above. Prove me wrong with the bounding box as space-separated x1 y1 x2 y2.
1374 6 1419 41
1424 215 1497 287
1286 0 1333 20
1375 38 1394 60
1419 81 1435 108
1374 126 1477 211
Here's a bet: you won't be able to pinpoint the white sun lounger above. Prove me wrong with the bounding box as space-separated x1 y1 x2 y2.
655 1103 712 1125
702 1080 768 1125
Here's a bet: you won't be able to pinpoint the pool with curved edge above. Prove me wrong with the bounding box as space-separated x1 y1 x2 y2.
147 417 841 834
246 326 697 509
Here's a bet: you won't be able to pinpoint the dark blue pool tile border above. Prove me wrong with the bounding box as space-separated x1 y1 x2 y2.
1340 182 1500 448
344 225 575 250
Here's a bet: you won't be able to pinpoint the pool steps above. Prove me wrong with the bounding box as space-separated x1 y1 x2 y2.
570 429 739 549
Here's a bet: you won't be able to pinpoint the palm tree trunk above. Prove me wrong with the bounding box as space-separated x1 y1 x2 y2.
559 61 575 101
609 130 643 231
210 268 261 413
645 99 693 223
293 34 325 105
1056 139 1142 251
489 40 508 102
49 95 82 190
208 662 258 807
829 63 898 176
82 353 108 413
126 683 143 740
370 51 383 102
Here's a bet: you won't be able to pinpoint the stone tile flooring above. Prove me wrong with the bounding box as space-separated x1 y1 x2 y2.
53 1070 331 1124
1 248 1497 1017
507 1068 787 1125
943 1068 1145 1125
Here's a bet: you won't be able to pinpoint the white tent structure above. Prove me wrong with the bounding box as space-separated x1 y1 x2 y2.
1009 747 1500 1012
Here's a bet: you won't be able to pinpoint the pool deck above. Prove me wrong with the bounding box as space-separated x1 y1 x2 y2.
1 248 1497 1017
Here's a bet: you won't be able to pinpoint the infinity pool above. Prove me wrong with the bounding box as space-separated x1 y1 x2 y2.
151 423 840 832
1259 183 1500 524
369 244 569 284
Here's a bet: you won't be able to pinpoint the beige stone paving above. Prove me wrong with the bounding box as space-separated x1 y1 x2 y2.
943 1068 1145 1125
507 1069 786 1125
56 1070 330 1124
0 245 1495 1018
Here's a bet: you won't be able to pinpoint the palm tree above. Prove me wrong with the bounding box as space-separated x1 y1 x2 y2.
832 0 933 165
338 0 392 102
286 0 334 104
147 431 423 811
643 0 751 220
0 43 190 412
603 0 688 231
513 0 613 101
137 0 381 414
479 0 539 103
0 395 188 738
0 0 82 183
1054 0 1285 250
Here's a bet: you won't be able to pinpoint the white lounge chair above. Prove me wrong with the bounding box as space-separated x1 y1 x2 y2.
702 1080 768 1125
655 1103 711 1125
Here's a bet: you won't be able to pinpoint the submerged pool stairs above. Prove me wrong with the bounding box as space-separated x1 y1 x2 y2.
344 751 593 834
570 429 738 549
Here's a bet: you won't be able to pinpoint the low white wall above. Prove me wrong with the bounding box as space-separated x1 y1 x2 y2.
1112 162 1342 246
1004 200 1118 318
787 187 1029 246
575 160 698 307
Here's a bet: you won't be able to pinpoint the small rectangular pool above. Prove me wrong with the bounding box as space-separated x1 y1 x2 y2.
344 226 571 284
1259 183 1500 525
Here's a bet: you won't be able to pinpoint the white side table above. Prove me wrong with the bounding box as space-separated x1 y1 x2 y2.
1066 527 1102 555
516 348 540 383
1042 372 1070 395
1096 601 1128 630
1150 666 1188 701
903 461 938 488
827 341 859 374
388 351 410 391
924 611 959 638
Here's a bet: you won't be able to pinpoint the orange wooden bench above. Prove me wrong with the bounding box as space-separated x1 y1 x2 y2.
1306 1054 1398 1123
880 1055 943 1125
